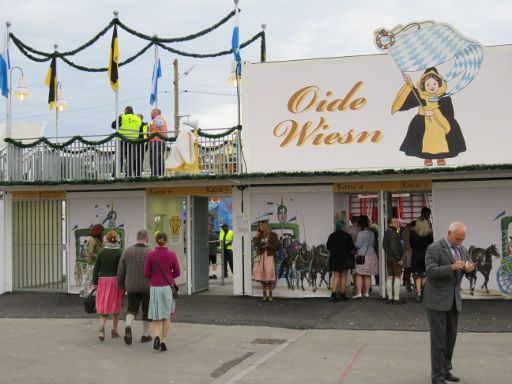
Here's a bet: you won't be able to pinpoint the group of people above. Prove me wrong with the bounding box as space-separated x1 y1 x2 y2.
328 212 475 383
208 223 234 280
326 208 434 304
91 228 180 352
111 106 169 177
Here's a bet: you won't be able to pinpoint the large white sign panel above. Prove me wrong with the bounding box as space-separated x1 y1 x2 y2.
243 45 512 173
433 181 512 297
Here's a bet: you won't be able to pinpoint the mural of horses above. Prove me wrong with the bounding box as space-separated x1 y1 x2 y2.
278 234 299 290
466 244 501 294
309 244 331 292
293 243 312 291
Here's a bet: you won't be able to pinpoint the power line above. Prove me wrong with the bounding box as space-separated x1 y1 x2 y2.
166 89 237 97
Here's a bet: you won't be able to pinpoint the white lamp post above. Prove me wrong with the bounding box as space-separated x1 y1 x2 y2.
54 81 67 143
6 66 29 138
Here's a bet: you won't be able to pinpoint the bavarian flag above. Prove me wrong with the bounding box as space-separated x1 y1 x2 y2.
108 24 119 92
44 56 57 110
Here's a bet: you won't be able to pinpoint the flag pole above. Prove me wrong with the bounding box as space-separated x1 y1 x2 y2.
113 10 120 178
154 41 158 110
5 22 11 139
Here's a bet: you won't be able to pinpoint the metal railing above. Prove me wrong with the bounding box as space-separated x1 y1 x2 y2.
0 127 242 183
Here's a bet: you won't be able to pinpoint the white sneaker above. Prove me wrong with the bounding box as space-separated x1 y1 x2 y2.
353 293 362 300
363 293 369 298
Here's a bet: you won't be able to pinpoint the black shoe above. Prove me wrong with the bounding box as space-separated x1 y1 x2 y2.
340 293 349 301
124 326 132 345
160 342 167 352
330 293 338 303
141 335 152 343
212 274 217 280
445 371 460 382
153 336 160 350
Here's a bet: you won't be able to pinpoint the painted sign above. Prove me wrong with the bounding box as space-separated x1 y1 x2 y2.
333 180 432 192
147 186 232 196
243 27 510 173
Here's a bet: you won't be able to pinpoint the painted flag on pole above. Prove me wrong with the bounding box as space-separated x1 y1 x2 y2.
44 56 57 110
108 24 119 92
231 5 241 75
150 46 161 105
0 28 10 98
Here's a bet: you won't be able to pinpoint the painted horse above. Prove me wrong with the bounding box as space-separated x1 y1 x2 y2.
278 234 299 290
309 244 331 292
466 244 501 294
293 243 313 291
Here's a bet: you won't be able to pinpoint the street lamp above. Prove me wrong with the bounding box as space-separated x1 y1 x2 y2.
55 81 67 142
6 66 29 138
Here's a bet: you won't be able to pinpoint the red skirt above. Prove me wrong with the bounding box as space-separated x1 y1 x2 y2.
252 251 276 283
96 277 123 315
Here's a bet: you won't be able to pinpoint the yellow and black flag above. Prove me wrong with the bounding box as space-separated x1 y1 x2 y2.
44 56 57 110
108 24 119 92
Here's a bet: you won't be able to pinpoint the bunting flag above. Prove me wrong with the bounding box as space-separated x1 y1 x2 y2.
150 46 162 105
44 56 57 110
231 4 241 75
108 24 119 92
0 28 10 98
375 22 483 100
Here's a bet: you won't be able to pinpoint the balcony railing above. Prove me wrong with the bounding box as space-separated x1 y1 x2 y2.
0 127 241 183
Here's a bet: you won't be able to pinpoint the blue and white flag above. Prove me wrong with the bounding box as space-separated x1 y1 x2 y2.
231 4 241 75
0 28 10 98
375 22 484 99
150 46 162 105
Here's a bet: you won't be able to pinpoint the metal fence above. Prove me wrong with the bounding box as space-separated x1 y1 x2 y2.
0 128 241 183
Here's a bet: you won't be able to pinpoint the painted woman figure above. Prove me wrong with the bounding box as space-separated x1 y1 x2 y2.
392 67 466 166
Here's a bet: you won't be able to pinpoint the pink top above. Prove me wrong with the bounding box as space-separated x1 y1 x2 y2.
144 246 181 287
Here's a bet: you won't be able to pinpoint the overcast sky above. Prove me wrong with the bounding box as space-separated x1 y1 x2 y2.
2 0 511 139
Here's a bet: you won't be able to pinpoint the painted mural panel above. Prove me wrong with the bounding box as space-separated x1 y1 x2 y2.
146 195 187 287
250 189 333 297
433 183 512 298
67 192 145 294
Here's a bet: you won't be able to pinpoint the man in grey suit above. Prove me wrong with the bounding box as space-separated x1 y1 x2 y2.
423 222 474 384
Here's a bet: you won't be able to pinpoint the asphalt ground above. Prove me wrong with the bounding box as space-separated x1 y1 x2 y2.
0 292 511 332
0 319 510 384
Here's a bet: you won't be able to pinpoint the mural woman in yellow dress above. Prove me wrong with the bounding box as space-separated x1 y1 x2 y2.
392 67 466 166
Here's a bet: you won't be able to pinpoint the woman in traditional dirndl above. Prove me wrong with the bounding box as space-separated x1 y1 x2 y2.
252 221 280 302
92 231 123 341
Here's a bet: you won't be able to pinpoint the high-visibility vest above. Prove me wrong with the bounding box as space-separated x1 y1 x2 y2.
119 114 142 141
140 123 149 140
219 229 233 251
149 115 168 142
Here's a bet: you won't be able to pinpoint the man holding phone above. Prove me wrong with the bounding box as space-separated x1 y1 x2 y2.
423 222 474 383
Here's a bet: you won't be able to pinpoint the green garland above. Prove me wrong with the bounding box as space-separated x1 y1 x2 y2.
197 126 239 138
1 164 512 187
8 10 267 71
3 127 240 149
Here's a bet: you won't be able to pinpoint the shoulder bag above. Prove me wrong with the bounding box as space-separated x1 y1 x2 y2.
83 288 97 313
154 253 179 299
356 232 373 265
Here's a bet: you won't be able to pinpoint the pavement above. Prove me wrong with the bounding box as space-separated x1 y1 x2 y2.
1 293 511 384
1 292 511 332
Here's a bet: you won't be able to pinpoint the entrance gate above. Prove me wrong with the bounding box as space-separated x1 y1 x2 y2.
12 200 66 291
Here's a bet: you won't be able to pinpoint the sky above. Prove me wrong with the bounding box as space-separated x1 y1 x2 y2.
1 0 511 139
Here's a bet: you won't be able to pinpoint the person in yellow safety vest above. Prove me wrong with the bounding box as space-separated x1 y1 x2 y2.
111 106 143 177
149 108 168 177
219 224 234 278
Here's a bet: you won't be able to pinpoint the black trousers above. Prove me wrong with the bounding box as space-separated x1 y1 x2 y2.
149 141 165 176
223 249 233 276
426 303 459 383
126 292 150 321
120 141 144 177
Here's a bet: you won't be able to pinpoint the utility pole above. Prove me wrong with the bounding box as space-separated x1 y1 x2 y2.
173 59 179 133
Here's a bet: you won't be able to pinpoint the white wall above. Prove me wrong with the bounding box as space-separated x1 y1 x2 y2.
433 180 512 296
0 198 4 294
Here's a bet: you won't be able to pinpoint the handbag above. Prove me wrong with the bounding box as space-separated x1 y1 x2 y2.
83 288 96 313
154 253 179 299
356 232 373 265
